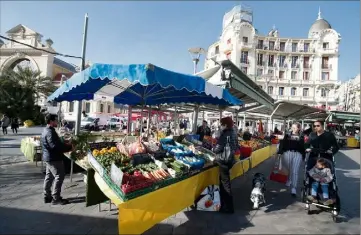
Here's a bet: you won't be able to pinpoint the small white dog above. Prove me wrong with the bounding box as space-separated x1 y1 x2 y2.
250 173 266 209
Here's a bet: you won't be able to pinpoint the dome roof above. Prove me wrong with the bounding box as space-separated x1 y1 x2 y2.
308 8 332 37
309 19 332 34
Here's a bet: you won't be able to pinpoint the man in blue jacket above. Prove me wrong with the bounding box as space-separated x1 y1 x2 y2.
42 114 73 205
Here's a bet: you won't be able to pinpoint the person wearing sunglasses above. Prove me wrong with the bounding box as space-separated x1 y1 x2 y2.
305 120 339 169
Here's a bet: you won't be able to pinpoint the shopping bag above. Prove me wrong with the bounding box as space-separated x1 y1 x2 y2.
215 136 232 165
269 154 289 184
194 185 221 212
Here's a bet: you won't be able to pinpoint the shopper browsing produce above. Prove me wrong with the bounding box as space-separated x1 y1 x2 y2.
212 116 238 214
41 114 73 205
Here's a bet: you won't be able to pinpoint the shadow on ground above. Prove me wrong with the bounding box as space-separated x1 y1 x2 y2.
0 138 14 142
0 206 118 234
0 144 21 148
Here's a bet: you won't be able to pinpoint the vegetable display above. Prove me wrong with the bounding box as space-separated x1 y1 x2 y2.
85 134 270 200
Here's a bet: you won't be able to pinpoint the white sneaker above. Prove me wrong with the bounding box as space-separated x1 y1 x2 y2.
291 188 297 196
285 180 291 187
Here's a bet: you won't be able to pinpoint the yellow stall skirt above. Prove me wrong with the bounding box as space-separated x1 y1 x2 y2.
94 145 277 235
347 137 360 148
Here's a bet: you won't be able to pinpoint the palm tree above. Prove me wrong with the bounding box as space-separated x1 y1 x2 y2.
8 66 56 99
0 66 56 121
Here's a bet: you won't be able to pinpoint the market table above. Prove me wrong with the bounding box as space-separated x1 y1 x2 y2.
20 137 42 166
93 145 277 234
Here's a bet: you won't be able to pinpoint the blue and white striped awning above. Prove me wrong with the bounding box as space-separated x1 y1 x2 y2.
47 63 242 107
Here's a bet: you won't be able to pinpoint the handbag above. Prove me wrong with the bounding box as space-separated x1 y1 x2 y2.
215 136 232 165
269 154 289 184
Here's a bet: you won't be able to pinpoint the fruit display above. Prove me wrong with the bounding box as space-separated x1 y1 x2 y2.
239 138 270 152
202 136 217 150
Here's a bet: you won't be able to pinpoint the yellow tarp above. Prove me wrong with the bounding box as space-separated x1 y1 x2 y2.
93 145 277 235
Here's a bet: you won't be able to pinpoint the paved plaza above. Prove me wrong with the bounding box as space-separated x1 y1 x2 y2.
0 127 360 234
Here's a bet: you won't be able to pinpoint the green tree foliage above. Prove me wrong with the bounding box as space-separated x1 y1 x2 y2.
0 66 56 123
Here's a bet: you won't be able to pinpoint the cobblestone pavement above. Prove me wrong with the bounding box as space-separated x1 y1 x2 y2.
0 146 359 234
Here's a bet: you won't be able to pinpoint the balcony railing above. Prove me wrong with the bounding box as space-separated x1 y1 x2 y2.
290 79 300 83
322 64 332 69
241 42 252 48
209 52 219 57
291 63 299 68
256 44 263 49
268 62 276 67
302 78 312 83
257 61 266 66
322 48 337 53
303 64 311 69
240 59 250 65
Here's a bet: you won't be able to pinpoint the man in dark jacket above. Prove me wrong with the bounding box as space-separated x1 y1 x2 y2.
196 120 211 141
306 120 339 169
42 114 72 205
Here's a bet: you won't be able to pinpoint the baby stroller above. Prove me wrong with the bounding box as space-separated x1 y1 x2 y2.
300 148 341 222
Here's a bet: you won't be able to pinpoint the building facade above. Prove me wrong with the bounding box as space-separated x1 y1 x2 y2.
0 24 122 120
337 74 360 113
204 5 342 110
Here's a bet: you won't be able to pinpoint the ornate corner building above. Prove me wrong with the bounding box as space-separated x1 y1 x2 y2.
0 24 121 120
204 5 342 111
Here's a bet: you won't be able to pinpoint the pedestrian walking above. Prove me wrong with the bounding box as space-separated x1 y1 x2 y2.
11 117 19 134
1 114 10 135
41 114 73 205
278 123 305 196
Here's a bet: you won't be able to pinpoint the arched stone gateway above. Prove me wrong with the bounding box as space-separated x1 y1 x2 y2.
1 53 40 72
9 58 37 71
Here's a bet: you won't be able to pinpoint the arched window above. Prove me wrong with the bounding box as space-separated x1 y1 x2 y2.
267 86 273 94
291 87 297 96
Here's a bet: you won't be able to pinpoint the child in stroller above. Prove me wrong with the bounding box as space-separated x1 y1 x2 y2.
307 158 334 205
302 148 340 221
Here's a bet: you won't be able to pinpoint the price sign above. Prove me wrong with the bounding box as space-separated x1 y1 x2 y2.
88 152 104 177
110 163 124 186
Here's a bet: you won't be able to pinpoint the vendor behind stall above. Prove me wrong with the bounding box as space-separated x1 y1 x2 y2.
197 120 211 141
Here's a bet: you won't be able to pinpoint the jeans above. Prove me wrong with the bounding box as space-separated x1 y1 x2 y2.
43 161 65 200
311 181 329 199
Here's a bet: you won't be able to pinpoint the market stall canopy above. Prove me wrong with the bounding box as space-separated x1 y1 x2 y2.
47 63 242 107
196 60 274 110
328 111 360 122
240 101 326 120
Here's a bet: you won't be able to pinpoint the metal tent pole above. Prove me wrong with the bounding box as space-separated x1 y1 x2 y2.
71 13 89 183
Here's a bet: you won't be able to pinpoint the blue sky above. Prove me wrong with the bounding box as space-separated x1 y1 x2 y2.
1 1 359 81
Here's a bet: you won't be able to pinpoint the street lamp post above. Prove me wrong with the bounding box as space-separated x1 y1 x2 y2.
188 47 206 75
188 47 205 133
